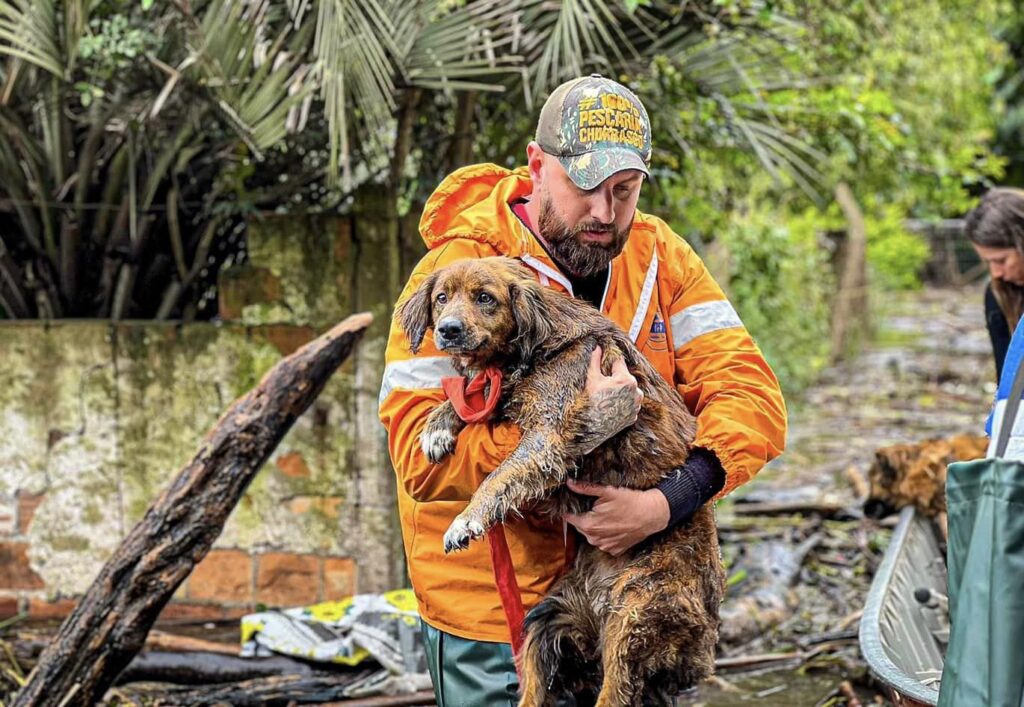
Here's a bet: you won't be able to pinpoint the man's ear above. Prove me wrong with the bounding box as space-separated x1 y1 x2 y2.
397 272 438 354
509 278 553 362
526 141 546 186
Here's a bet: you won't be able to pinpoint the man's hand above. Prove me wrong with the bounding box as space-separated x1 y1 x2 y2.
575 347 643 455
564 478 670 556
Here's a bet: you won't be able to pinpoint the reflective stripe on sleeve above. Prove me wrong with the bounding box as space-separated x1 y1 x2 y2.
670 299 743 349
379 356 460 407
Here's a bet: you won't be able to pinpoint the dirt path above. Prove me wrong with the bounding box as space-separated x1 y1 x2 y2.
684 284 994 706
767 284 993 494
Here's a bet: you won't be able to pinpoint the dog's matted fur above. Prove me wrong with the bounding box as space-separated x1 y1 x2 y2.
398 256 724 706
864 434 988 519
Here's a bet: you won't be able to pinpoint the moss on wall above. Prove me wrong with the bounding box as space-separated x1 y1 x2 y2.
0 211 404 598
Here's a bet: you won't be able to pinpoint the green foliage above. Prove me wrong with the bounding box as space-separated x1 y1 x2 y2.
865 207 931 291
2 0 810 319
0 0 311 319
718 207 832 392
75 12 160 105
994 5 1024 184
0 0 1010 352
77 14 158 83
633 0 1011 388
772 0 1009 215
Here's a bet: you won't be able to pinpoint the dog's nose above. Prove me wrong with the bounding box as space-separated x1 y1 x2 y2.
863 497 895 519
437 318 464 341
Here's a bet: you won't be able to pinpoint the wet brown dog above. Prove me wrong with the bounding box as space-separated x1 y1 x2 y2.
398 257 724 707
864 434 989 519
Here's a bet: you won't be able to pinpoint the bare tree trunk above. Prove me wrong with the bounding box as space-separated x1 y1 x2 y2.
830 182 869 362
388 88 422 302
117 650 345 685
450 90 478 170
58 219 78 314
12 312 373 707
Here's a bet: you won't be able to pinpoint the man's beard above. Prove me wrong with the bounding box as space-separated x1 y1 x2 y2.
537 195 631 277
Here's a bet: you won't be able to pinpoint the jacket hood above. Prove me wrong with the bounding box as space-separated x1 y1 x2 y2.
418 164 534 255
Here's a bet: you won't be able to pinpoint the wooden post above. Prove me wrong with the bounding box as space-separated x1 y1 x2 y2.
12 312 373 707
830 182 869 362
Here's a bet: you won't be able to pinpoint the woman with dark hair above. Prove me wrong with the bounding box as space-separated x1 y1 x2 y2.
966 187 1024 380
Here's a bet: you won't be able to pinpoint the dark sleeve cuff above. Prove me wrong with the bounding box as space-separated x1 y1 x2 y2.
656 447 727 528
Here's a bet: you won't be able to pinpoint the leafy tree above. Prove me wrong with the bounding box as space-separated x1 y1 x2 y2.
0 0 1008 397
634 0 1008 388
994 3 1024 184
0 0 828 319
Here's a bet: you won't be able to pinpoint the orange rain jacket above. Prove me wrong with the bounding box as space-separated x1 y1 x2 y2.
378 164 787 642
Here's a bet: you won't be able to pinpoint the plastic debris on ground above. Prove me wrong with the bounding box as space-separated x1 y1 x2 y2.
240 588 432 698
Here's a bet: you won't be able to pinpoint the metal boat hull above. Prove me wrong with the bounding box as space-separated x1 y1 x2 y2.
860 506 945 706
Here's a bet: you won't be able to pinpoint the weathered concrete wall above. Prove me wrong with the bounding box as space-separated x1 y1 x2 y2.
0 214 402 619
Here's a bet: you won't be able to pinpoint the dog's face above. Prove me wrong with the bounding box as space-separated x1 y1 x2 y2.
864 445 915 518
397 257 551 367
864 435 988 517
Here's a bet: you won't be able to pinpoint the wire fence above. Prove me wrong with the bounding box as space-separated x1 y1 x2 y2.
906 218 985 287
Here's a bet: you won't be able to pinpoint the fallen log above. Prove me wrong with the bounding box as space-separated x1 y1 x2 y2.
116 672 380 706
321 692 437 707
145 629 239 656
13 313 373 707
117 650 340 685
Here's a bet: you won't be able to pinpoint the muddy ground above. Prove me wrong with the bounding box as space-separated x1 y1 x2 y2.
682 284 994 706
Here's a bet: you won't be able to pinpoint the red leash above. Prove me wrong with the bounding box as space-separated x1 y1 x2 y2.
441 367 577 661
488 525 527 657
488 524 577 662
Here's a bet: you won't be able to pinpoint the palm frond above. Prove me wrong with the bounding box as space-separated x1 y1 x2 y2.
184 0 313 158
313 0 400 186
647 12 827 198
0 0 62 77
521 0 642 103
401 0 522 92
62 0 91 72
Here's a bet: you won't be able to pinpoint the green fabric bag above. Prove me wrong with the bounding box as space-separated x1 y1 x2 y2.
939 358 1024 707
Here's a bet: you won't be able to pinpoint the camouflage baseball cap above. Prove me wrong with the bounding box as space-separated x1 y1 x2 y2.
535 74 651 190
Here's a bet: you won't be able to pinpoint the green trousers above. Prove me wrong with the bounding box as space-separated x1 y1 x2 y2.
421 620 520 707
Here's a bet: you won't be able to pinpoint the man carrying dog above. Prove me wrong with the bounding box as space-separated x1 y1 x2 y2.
379 75 787 705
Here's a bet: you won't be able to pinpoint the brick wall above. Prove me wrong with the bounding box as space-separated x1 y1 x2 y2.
0 213 404 621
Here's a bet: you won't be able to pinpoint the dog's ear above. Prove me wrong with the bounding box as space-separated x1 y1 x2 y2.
869 450 894 484
509 278 553 361
873 447 909 483
397 272 438 354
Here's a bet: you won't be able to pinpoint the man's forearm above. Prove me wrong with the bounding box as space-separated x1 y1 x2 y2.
573 385 643 456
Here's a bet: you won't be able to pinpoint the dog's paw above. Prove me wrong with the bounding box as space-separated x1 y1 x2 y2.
443 516 486 554
420 427 457 463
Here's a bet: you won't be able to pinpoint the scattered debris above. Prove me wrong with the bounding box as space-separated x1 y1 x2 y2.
0 288 993 705
683 286 993 705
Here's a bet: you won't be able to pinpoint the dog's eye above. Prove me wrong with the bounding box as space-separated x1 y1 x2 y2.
436 293 447 304
477 292 494 304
